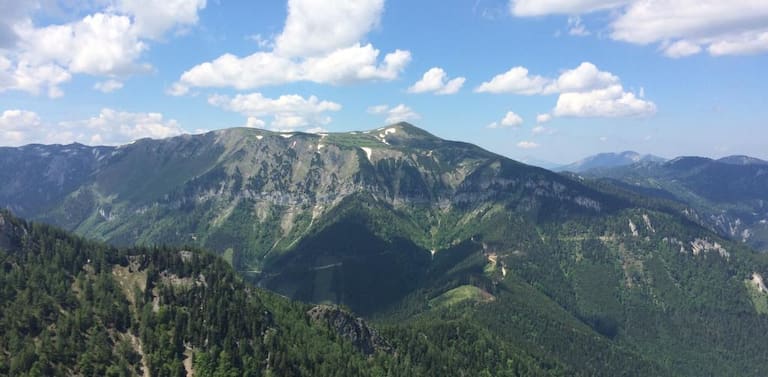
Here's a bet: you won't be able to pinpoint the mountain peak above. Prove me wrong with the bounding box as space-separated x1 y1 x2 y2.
364 122 439 141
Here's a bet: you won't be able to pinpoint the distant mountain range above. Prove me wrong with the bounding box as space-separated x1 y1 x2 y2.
576 154 768 252
557 151 666 173
2 124 768 375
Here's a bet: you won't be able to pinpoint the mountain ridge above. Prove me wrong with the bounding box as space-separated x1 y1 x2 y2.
3 124 768 375
558 151 666 173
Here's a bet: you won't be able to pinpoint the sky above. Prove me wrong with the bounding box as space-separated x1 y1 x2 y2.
0 0 767 164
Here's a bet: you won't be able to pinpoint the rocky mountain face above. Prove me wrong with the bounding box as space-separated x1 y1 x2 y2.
0 123 622 309
580 156 768 252
307 305 393 356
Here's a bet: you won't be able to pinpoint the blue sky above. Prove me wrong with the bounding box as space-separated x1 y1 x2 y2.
0 0 767 164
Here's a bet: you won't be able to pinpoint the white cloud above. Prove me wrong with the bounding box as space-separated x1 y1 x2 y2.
208 92 342 131
245 117 266 128
531 125 547 134
0 1 207 97
0 109 42 146
488 111 523 128
93 79 124 93
663 40 702 58
59 108 185 145
478 62 655 118
552 62 619 92
117 0 207 39
408 67 466 95
275 0 384 57
0 108 185 146
708 31 768 56
367 104 390 114
0 1 37 48
510 0 630 16
385 104 420 124
516 141 540 149
568 16 591 36
0 57 72 98
172 0 409 92
173 44 410 93
512 0 768 57
368 104 420 124
475 66 551 95
536 113 552 124
553 84 656 117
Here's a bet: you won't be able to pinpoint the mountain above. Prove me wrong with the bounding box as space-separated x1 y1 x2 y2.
0 209 572 376
0 123 627 313
3 124 768 375
558 151 666 173
0 210 393 376
580 156 768 252
717 155 768 166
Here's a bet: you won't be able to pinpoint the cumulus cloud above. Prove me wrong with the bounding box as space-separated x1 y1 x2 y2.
536 113 552 124
511 0 768 57
208 92 342 131
0 1 37 48
408 67 466 95
93 79 124 93
172 0 409 93
0 0 207 97
0 109 43 146
174 44 409 93
0 108 185 146
475 66 551 95
516 141 540 149
0 57 72 98
487 111 523 128
117 0 207 39
551 62 619 93
368 104 420 124
478 62 655 118
553 84 656 117
275 0 384 57
663 40 703 58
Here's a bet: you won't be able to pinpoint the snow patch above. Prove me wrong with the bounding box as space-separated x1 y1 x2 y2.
384 128 397 135
317 143 325 152
280 133 293 138
742 229 752 242
751 273 767 293
360 147 372 162
256 135 263 140
642 214 655 233
628 219 639 237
